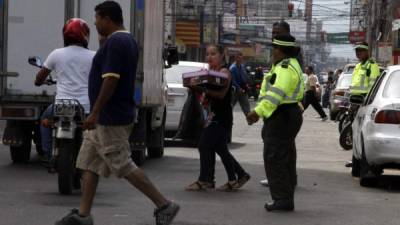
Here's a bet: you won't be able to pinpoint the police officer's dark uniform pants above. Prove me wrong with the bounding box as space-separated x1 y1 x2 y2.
262 104 303 201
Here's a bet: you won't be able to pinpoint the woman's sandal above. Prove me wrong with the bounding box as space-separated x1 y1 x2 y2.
235 173 251 189
217 181 238 192
185 181 215 191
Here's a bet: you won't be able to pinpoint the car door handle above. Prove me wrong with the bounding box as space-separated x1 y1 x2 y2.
370 108 377 120
168 92 185 96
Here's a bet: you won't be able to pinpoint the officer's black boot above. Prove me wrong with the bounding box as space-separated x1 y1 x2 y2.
264 199 294 212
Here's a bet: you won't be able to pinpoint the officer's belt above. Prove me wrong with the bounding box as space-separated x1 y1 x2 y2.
263 103 299 122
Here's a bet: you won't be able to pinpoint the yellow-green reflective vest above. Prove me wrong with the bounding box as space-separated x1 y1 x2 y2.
350 58 380 95
255 58 304 119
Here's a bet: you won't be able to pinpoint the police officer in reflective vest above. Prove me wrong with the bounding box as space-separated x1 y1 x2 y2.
247 34 304 212
350 42 380 96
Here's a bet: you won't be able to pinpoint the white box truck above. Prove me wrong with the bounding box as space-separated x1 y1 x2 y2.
0 0 175 165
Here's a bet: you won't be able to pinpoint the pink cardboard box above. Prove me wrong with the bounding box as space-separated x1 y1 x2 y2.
182 69 228 89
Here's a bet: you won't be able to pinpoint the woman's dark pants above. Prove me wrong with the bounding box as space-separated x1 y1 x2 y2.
198 123 246 182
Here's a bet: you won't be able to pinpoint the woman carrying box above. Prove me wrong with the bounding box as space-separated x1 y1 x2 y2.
185 44 250 191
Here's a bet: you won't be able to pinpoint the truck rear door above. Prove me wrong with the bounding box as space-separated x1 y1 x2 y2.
6 0 64 96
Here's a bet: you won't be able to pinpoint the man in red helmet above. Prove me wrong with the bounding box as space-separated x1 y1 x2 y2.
35 18 95 166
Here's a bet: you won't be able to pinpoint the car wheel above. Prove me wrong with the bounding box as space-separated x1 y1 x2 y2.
359 136 378 187
351 155 360 177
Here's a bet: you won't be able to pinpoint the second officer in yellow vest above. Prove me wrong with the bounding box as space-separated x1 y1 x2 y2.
350 42 380 96
247 34 304 212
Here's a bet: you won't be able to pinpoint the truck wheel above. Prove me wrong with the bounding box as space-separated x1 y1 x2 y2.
339 124 352 150
57 139 75 195
10 139 32 163
147 112 165 159
131 148 146 166
147 130 164 158
351 155 360 177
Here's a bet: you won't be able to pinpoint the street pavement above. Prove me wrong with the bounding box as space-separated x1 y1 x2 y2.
1 102 400 225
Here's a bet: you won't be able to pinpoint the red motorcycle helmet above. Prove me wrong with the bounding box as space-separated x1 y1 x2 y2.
63 18 90 48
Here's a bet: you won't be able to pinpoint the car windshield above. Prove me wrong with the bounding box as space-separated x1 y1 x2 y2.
383 70 400 98
346 67 355 74
336 74 352 89
166 65 205 84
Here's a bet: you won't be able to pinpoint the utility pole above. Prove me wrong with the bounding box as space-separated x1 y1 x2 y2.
236 0 243 45
305 0 313 64
211 0 217 43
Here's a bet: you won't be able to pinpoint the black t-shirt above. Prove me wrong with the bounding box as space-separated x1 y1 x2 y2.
89 31 138 125
210 81 233 129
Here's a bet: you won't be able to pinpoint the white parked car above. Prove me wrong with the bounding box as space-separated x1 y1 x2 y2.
165 61 208 137
352 65 400 187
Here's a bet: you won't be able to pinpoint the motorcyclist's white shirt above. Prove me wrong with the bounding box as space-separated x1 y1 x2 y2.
43 46 95 113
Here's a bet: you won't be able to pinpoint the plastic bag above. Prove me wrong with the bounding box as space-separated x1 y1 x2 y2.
173 90 204 142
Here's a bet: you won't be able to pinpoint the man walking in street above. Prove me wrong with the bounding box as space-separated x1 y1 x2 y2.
55 2 179 225
230 52 251 116
303 65 328 121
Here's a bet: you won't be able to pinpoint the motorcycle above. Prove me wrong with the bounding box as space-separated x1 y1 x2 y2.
247 67 264 101
29 56 84 195
337 104 349 133
335 95 350 132
339 95 364 150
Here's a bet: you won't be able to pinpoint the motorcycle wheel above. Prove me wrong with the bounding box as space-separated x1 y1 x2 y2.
338 115 350 133
339 123 353 150
57 139 75 195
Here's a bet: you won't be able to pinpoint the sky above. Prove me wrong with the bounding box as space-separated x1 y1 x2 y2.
293 0 356 60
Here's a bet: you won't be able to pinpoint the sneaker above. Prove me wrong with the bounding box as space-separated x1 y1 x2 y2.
321 117 328 122
345 160 353 167
259 179 269 187
55 209 93 225
154 202 180 225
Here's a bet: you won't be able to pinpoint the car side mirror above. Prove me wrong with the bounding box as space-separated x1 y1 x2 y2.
164 46 179 68
28 56 43 68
